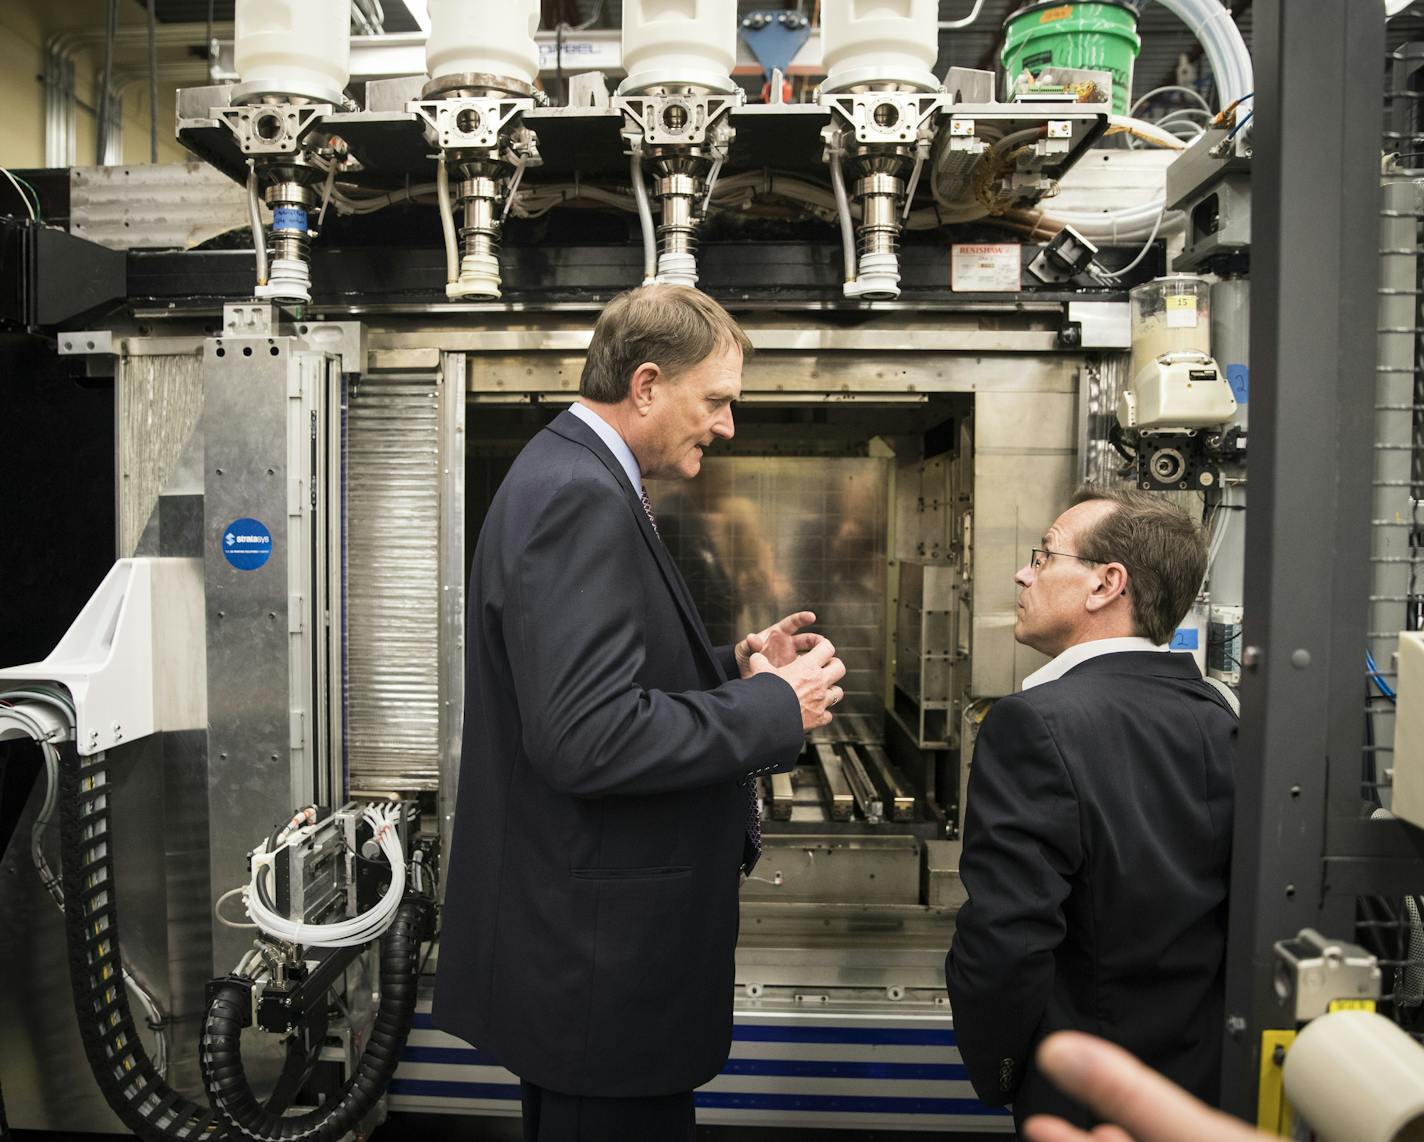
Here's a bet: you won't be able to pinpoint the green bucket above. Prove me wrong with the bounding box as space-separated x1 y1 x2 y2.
1001 0 1142 116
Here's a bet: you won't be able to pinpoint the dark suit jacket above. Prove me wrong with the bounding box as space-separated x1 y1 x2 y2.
433 410 803 1097
945 651 1236 1130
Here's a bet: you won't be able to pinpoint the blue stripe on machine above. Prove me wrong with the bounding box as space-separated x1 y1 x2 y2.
403 1045 499 1066
400 1047 966 1082
390 1079 522 1101
698 1091 1008 1116
390 1080 1008 1117
732 1025 957 1046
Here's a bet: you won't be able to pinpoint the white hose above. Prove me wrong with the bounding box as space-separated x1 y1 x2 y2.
435 157 458 286
629 149 657 286
246 162 268 287
243 804 406 949
1157 0 1253 112
827 142 858 286
939 0 987 29
1097 203 1166 281
1130 85 1213 118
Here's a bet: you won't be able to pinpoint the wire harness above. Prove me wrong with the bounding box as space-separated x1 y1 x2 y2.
201 896 431 1142
243 803 407 948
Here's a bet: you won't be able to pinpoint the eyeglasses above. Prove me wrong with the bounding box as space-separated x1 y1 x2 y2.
1028 547 1106 571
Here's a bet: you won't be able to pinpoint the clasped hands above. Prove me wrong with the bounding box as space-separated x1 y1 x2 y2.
736 611 846 732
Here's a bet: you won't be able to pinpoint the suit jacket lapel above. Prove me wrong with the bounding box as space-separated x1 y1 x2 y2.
546 412 722 677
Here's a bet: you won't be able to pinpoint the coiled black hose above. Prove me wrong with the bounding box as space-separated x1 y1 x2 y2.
201 896 430 1142
56 742 230 1140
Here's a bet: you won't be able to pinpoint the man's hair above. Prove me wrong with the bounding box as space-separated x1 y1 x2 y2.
1071 486 1207 645
579 284 753 402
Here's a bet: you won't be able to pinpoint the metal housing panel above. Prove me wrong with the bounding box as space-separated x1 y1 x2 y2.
117 354 204 558
345 369 443 792
202 337 308 971
971 386 1078 695
70 164 251 252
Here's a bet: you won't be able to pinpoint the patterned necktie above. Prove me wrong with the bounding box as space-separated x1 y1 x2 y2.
639 486 660 538
743 777 763 873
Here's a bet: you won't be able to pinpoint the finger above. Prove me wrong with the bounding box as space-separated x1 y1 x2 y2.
1021 1116 1095 1142
748 651 773 674
791 633 827 652
826 685 844 707
817 709 833 727
823 657 847 685
803 639 836 666
1036 1033 1246 1142
777 610 816 633
745 632 765 653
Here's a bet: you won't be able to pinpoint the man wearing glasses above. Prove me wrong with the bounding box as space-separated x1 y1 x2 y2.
945 487 1237 1134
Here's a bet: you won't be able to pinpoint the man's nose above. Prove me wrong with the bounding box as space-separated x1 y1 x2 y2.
713 407 734 440
1014 563 1034 589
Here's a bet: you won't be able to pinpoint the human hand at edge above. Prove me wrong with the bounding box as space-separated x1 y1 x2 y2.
1023 1032 1266 1142
735 610 826 678
748 635 846 731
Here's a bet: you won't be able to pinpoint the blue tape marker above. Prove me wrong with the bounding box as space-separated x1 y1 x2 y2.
1226 364 1248 403
273 205 308 232
1170 628 1200 651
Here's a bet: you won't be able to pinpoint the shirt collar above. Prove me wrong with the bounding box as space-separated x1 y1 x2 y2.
570 401 642 492
1021 636 1170 691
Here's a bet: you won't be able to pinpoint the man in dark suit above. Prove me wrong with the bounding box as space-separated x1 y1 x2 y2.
946 487 1236 1133
434 285 846 1141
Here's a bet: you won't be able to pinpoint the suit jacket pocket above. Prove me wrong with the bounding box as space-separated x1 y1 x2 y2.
570 865 693 881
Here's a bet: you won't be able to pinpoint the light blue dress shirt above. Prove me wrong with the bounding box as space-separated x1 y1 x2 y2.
569 401 643 492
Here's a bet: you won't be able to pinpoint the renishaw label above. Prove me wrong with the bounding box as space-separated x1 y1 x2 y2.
951 244 1021 292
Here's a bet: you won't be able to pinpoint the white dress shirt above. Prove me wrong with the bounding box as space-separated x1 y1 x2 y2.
569 401 643 492
1021 636 1170 691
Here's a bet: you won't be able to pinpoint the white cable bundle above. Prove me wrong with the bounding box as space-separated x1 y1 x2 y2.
245 804 406 949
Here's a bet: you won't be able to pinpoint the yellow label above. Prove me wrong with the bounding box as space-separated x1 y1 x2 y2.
1256 1029 1296 1137
1039 5 1073 22
1166 295 1195 310
1327 998 1377 1012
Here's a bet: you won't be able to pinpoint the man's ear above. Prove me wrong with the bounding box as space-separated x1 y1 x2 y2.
1084 562 1129 614
630 362 660 415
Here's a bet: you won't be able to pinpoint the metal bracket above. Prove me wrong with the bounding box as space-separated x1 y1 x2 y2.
292 321 366 375
218 103 329 156
411 97 533 151
224 303 277 336
56 329 116 356
614 93 740 148
1272 928 1382 1023
821 92 946 147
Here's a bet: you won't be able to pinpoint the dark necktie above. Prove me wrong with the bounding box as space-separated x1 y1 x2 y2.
743 777 763 874
639 486 659 538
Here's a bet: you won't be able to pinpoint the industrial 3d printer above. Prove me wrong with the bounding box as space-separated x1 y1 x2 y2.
0 0 1276 1135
